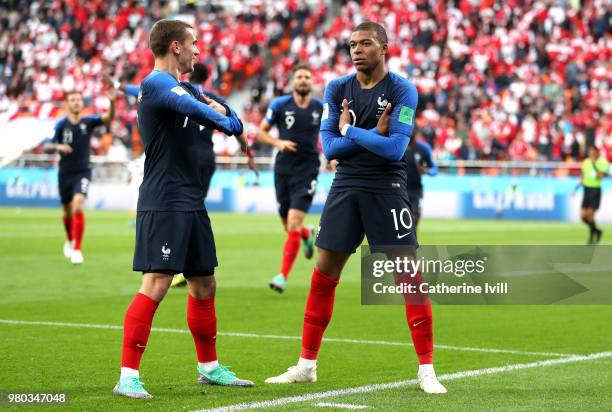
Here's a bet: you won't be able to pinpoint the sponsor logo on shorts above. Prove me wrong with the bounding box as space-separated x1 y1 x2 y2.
162 243 171 261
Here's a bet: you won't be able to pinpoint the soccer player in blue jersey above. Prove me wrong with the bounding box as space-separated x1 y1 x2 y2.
405 136 438 236
257 64 322 292
113 19 253 399
266 22 447 394
44 86 116 264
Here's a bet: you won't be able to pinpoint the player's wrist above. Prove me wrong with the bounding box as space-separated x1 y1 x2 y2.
340 123 351 137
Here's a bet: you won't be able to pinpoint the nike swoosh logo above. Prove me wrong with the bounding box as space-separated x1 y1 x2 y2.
136 344 146 348
413 319 427 328
397 232 410 239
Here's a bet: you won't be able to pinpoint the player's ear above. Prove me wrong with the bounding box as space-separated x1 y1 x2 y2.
171 40 181 55
380 42 388 58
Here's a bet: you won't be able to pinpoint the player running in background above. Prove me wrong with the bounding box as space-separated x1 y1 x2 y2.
577 146 609 244
266 22 447 394
257 65 323 292
113 19 253 399
44 85 116 264
405 136 438 237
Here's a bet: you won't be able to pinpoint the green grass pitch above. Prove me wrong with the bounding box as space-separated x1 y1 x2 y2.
1 207 611 411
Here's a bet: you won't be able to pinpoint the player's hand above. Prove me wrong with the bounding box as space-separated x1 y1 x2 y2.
57 144 72 155
376 103 392 136
106 87 117 101
339 99 351 131
325 159 338 171
276 140 298 152
102 74 117 101
202 96 228 116
247 156 259 177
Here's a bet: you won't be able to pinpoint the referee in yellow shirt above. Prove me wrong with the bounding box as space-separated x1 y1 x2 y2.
579 146 609 244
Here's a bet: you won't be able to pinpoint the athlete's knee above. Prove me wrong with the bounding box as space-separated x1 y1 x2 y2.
187 275 216 298
139 274 172 301
315 249 348 280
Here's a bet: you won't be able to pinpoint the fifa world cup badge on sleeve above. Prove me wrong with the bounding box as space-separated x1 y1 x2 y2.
399 106 414 125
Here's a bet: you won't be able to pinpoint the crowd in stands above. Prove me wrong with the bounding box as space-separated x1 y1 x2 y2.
1 0 610 163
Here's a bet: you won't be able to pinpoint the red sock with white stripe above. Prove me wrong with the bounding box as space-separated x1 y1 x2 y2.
279 230 301 279
71 211 85 250
300 268 339 362
121 293 159 376
400 271 434 365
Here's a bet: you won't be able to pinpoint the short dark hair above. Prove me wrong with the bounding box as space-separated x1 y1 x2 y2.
292 64 311 75
64 90 82 100
149 19 192 58
190 63 209 83
352 21 388 45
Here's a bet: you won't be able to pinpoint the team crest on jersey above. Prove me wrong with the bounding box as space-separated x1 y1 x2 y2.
79 123 87 133
376 94 388 118
311 110 320 125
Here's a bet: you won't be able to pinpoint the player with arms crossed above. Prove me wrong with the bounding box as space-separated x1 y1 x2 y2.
113 19 253 399
44 85 116 264
258 65 322 292
266 22 446 394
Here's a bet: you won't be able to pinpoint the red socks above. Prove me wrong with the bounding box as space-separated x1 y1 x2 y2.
71 211 85 250
279 230 301 279
63 215 73 242
187 294 217 363
398 271 434 364
122 293 160 370
301 226 310 240
300 268 339 360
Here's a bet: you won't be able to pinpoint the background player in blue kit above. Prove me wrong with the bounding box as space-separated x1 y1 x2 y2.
44 84 116 264
257 65 322 292
266 22 447 394
405 136 438 236
113 19 253 399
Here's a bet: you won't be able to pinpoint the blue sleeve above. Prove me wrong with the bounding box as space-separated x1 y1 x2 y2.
124 84 140 97
345 79 418 161
84 115 103 128
264 98 280 125
51 121 62 143
147 74 243 136
419 141 438 176
320 80 363 159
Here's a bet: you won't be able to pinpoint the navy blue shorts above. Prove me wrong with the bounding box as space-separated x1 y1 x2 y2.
58 170 91 205
275 171 318 218
133 210 217 276
407 189 423 217
315 190 419 254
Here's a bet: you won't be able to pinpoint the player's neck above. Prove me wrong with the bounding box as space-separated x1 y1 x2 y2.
67 112 81 124
292 92 311 108
154 57 181 81
356 64 387 89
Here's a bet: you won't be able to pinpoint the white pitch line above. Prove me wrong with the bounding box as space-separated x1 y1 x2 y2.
0 319 576 357
195 351 612 412
314 402 368 409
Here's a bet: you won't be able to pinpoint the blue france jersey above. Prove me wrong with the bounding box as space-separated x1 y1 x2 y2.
405 140 437 191
265 95 323 174
136 70 243 211
320 72 418 193
52 115 102 174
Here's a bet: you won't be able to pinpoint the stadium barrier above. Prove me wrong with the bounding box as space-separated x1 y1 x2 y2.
1 158 610 222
